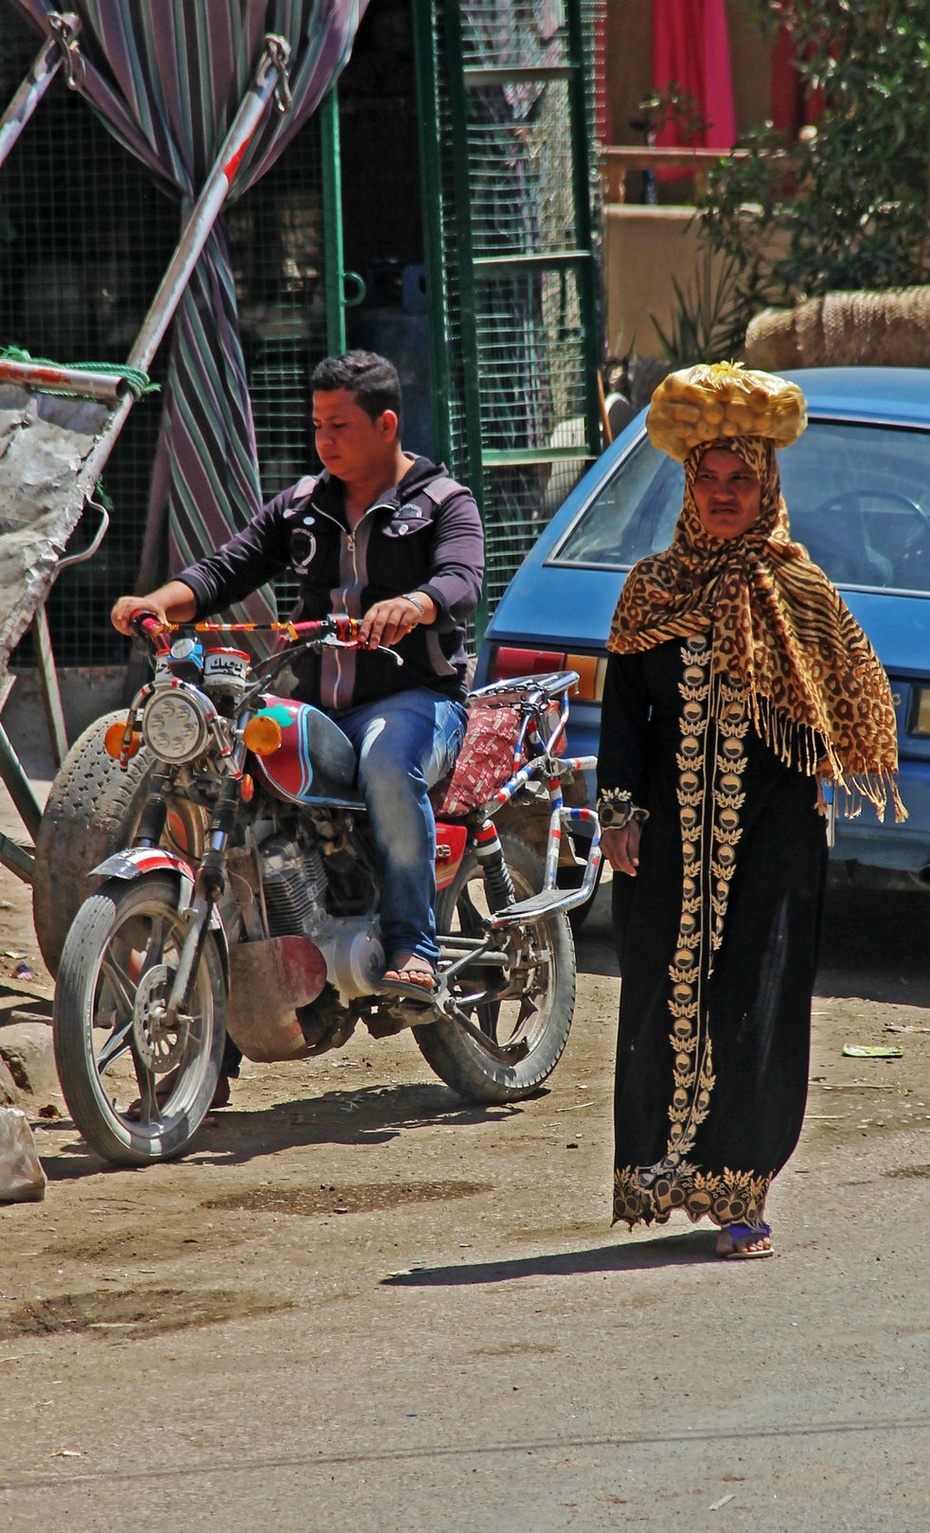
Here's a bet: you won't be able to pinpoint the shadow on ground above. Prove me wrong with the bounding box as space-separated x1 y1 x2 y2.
381 1229 719 1285
39 1080 529 1179
816 884 930 1005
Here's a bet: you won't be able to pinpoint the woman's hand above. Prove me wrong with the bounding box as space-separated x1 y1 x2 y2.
601 821 641 877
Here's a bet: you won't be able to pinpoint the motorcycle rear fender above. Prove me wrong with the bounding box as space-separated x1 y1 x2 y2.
434 821 468 890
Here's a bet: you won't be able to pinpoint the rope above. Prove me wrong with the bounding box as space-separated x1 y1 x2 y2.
0 346 157 400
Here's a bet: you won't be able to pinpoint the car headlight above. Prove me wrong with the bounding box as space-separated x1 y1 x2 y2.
141 685 212 762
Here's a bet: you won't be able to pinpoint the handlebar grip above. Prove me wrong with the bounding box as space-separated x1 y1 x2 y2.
290 615 360 643
330 614 360 642
128 610 172 652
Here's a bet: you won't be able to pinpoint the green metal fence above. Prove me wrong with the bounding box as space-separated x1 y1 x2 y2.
413 0 604 635
1 0 603 667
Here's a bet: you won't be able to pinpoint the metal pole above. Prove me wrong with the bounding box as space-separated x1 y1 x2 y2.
0 359 123 404
411 0 453 468
0 38 61 171
439 0 488 636
0 12 82 172
30 607 69 768
0 720 43 841
75 37 292 495
0 830 33 883
319 87 346 355
125 38 292 378
566 0 604 460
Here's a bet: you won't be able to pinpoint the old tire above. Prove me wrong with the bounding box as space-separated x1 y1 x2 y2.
32 710 205 978
414 833 575 1102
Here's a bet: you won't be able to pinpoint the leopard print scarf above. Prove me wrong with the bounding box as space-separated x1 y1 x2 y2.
607 436 905 820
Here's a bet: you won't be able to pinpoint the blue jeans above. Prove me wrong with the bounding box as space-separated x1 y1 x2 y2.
335 689 468 967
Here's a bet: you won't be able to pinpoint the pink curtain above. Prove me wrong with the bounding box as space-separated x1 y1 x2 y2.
652 0 736 151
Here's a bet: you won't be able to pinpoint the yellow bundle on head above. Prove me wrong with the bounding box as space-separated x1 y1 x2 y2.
646 360 807 461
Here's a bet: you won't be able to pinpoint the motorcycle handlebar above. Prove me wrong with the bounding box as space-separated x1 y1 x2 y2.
289 615 360 643
130 613 362 648
128 611 172 652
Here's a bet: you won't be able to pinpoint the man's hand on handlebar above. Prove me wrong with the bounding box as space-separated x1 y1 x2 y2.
110 581 198 636
359 591 435 650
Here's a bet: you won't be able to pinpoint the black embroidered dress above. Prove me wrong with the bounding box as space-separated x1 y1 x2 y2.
599 633 828 1229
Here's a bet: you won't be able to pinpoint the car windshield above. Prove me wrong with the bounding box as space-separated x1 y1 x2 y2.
553 421 930 594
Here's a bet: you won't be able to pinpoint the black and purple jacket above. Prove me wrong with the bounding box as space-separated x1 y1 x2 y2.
177 455 484 711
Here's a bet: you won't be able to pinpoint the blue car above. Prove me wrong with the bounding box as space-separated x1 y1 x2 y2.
476 367 930 888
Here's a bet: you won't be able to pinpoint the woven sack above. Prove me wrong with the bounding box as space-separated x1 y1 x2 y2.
431 705 521 818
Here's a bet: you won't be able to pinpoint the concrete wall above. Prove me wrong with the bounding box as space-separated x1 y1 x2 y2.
604 205 722 361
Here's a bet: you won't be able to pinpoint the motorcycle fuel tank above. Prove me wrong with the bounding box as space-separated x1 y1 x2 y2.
251 696 361 805
251 696 470 886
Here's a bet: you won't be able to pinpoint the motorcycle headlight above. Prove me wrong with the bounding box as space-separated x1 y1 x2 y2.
141 685 213 763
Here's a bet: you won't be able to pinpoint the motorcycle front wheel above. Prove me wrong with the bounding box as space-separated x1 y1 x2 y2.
54 874 226 1166
414 833 576 1102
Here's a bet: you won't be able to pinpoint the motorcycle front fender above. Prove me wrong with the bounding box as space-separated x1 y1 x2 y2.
90 849 228 958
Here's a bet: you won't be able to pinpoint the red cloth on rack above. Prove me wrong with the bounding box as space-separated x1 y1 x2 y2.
652 0 736 159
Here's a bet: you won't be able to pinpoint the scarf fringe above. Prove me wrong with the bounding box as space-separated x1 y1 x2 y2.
717 684 906 824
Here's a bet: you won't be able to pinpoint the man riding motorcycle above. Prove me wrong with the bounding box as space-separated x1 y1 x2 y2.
111 349 484 1104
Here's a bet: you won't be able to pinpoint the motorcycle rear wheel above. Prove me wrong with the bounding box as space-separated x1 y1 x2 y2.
414 833 575 1101
54 873 226 1166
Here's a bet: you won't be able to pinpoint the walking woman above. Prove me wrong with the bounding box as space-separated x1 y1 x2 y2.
596 362 904 1258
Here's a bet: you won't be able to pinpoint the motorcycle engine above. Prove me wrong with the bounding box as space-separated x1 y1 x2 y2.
259 834 328 932
258 833 383 999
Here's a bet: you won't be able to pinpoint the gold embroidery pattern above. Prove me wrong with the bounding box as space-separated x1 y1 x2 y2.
612 635 772 1229
613 1163 772 1229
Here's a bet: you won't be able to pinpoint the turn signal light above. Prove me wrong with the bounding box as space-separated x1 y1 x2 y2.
243 715 282 755
104 720 140 760
908 685 930 736
490 646 606 701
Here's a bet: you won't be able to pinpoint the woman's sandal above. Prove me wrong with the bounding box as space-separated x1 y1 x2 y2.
717 1221 774 1259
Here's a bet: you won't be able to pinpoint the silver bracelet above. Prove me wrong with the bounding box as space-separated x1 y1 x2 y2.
402 592 426 619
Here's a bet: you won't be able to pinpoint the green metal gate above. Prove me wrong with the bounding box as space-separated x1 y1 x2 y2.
412 0 603 635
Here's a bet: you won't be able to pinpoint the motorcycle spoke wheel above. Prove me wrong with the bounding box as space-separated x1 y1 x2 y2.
414 833 576 1102
54 874 226 1166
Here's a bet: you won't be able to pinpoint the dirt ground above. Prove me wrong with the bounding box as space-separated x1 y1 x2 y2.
1 766 929 1531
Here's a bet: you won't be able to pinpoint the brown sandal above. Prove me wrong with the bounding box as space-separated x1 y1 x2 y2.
381 964 436 992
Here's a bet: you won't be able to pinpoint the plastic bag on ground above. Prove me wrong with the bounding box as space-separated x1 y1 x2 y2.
0 1107 47 1202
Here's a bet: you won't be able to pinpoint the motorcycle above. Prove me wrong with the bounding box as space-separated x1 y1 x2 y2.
51 613 601 1166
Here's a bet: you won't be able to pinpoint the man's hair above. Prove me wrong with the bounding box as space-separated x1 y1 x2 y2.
311 350 402 428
